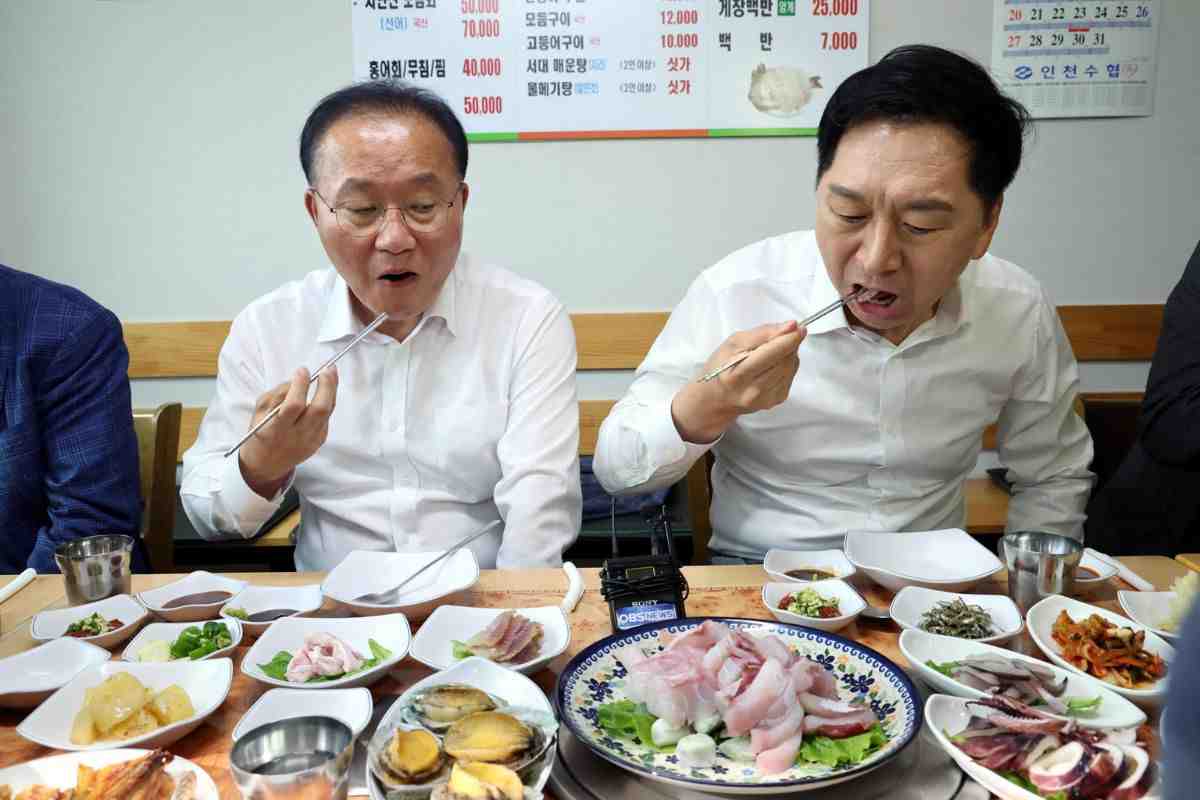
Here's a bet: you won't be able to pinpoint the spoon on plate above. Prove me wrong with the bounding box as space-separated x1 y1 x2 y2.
353 520 501 605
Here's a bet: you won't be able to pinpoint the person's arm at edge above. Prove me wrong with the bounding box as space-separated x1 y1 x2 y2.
996 294 1095 540
180 311 292 540
1139 240 1200 468
28 309 142 571
593 278 723 496
493 299 582 568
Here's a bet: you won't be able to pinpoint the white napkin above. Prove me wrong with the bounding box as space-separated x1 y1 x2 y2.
0 568 36 605
560 562 584 613
1086 548 1155 592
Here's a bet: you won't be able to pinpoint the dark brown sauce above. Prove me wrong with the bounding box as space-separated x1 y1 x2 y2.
163 590 233 609
785 568 837 581
1075 566 1100 579
246 608 299 623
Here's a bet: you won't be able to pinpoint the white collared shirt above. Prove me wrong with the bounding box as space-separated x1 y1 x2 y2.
593 231 1094 559
181 255 582 571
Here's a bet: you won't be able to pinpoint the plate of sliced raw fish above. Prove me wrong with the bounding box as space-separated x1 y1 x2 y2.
409 606 571 675
553 617 920 794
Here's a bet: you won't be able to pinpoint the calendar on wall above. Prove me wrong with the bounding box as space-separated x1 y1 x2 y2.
991 0 1160 118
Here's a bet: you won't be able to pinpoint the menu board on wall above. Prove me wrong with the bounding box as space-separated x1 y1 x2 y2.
991 0 1159 118
351 0 869 140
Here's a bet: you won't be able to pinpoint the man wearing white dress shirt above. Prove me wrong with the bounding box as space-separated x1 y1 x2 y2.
594 45 1094 562
182 82 582 571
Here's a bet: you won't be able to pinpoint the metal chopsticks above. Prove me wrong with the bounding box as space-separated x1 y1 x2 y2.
698 286 869 383
222 311 390 458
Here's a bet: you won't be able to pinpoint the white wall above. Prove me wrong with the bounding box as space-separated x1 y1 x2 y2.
3 1 1198 409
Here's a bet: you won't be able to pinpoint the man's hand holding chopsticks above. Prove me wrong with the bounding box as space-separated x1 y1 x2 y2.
239 366 339 499
670 321 805 444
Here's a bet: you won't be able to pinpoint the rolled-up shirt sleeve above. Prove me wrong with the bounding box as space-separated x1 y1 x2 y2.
593 276 723 495
180 313 291 540
995 292 1095 540
493 299 582 568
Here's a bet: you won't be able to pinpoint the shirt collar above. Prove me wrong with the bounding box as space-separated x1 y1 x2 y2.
316 269 459 344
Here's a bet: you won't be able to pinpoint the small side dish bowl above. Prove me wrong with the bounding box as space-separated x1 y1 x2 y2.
0 639 112 709
763 549 857 583
137 571 248 623
889 586 1023 646
761 579 866 632
232 687 374 741
121 619 243 663
31 594 149 650
1117 590 1178 640
220 583 324 637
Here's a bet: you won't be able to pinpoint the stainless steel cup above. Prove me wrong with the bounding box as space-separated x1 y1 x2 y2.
230 716 355 800
1000 531 1083 616
53 534 134 606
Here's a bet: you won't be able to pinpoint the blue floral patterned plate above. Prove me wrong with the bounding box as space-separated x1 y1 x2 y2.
553 617 921 795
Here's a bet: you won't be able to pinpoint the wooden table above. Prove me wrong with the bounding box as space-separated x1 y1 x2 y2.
0 558 1186 798
1175 553 1200 572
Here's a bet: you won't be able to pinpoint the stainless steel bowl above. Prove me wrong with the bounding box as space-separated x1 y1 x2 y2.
230 716 355 800
1000 531 1084 615
53 534 134 606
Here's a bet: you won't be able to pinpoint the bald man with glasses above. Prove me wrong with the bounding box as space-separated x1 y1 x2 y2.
181 81 582 571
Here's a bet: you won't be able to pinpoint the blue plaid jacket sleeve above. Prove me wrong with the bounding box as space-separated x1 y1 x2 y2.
27 309 143 571
5 307 142 575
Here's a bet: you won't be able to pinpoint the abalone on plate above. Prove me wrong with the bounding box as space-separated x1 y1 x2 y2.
404 684 503 731
442 710 552 778
429 762 526 800
375 728 447 787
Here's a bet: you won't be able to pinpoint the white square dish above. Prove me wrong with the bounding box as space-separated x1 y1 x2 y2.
232 687 374 741
367 656 555 800
321 549 479 620
16 659 233 751
889 586 1023 645
1026 594 1174 709
1117 590 1178 640
408 605 571 675
1072 549 1119 591
240 613 411 689
761 579 866 633
898 629 1146 730
220 583 324 636
31 594 149 650
137 572 248 623
925 694 1160 800
844 529 1003 592
762 548 857 583
121 619 243 662
0 639 112 709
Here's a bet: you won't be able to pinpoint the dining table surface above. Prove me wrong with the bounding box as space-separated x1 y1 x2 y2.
1175 553 1200 573
0 555 1189 799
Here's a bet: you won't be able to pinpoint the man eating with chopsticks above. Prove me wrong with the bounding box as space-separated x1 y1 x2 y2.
181 82 581 571
594 45 1095 563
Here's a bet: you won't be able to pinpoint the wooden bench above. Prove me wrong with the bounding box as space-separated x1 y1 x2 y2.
124 304 1162 562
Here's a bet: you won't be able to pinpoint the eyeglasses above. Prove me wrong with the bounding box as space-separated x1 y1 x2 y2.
310 183 464 237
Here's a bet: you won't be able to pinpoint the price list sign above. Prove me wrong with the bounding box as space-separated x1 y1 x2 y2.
351 0 869 141
991 0 1160 118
